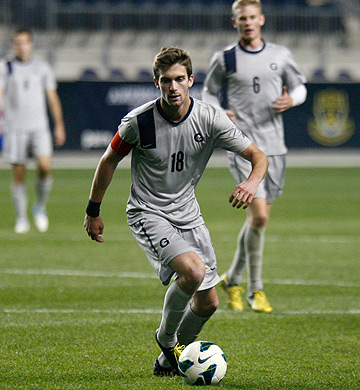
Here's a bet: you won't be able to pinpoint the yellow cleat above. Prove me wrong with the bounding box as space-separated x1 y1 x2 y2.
220 273 244 312
248 290 273 313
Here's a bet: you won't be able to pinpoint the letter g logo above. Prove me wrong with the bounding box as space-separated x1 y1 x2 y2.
160 238 170 248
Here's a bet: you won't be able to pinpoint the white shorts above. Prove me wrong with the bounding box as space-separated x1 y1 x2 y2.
2 128 53 164
228 153 286 204
129 213 220 290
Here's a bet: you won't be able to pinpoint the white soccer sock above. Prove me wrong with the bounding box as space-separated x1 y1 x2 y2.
177 306 211 346
158 304 211 367
35 177 53 211
12 183 28 220
226 221 248 285
245 225 265 293
158 281 192 348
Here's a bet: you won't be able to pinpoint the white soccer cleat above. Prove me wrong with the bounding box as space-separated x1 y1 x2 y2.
14 218 30 234
33 207 49 233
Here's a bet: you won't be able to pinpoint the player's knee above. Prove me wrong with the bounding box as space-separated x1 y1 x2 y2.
251 214 268 229
181 259 206 292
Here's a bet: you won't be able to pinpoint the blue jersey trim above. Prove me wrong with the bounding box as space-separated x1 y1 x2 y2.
137 107 156 149
224 46 236 74
238 40 266 54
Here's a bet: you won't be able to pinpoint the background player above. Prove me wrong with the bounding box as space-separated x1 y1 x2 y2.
202 0 307 313
0 28 66 233
84 47 268 375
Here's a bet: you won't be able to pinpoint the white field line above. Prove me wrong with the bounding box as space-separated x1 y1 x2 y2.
2 308 360 315
1 268 359 288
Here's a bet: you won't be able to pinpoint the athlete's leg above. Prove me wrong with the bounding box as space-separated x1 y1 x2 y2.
33 155 52 232
177 286 218 345
12 163 30 233
157 251 205 349
245 198 271 292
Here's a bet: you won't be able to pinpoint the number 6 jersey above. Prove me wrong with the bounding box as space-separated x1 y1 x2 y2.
203 41 306 156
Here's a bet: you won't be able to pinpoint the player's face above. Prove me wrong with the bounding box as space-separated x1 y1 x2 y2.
13 33 33 62
154 63 194 114
232 5 265 45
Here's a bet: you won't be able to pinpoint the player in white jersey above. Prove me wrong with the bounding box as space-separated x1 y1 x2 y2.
84 47 268 376
203 0 307 313
0 29 66 234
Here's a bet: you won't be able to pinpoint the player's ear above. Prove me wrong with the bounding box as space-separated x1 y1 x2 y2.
259 14 265 27
231 17 237 29
154 77 160 89
188 74 194 88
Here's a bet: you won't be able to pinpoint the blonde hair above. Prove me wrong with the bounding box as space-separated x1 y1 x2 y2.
153 47 192 81
232 0 262 16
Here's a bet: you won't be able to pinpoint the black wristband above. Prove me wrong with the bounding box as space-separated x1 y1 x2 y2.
86 200 101 218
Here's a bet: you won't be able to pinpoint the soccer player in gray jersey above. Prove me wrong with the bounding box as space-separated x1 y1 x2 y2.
84 47 268 376
0 29 66 234
203 0 307 313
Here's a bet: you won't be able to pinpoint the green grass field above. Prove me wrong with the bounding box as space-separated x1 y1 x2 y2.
0 166 359 389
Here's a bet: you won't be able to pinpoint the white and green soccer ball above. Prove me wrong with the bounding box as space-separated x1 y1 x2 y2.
178 341 227 386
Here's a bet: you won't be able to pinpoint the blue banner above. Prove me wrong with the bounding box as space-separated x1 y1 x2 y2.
57 82 359 150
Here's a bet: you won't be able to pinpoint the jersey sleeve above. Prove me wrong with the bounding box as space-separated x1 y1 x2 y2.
282 47 307 90
203 51 226 96
0 61 8 90
212 108 252 153
43 61 57 91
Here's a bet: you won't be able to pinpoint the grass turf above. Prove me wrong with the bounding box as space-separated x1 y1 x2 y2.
0 166 359 389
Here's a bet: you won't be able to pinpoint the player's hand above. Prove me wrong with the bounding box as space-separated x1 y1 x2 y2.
54 124 66 148
272 86 293 113
84 214 105 242
229 177 261 209
224 109 236 123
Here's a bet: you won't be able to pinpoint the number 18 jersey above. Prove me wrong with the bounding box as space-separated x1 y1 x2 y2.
115 97 251 228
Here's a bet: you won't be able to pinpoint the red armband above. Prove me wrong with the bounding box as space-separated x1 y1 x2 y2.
111 132 134 157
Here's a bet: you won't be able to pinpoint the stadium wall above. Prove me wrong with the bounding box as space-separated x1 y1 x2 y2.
55 81 359 151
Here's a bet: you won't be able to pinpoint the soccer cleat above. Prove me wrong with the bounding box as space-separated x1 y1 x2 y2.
220 273 244 312
14 218 30 234
33 206 49 233
155 329 185 374
153 358 178 377
247 290 273 313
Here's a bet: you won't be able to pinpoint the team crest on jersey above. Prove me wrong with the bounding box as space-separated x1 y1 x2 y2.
308 88 354 146
270 63 278 71
194 133 204 143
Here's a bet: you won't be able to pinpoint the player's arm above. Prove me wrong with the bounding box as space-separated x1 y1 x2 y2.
0 87 4 136
272 84 307 114
229 143 268 209
84 132 133 242
46 89 66 147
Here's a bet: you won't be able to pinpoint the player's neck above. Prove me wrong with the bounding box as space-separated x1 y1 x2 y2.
240 37 263 51
160 97 192 124
15 55 31 63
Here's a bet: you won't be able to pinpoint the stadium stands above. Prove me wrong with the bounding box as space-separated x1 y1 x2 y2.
1 0 359 82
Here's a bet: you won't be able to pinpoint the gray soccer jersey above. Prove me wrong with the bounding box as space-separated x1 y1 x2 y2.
117 97 251 228
0 58 56 133
203 41 306 155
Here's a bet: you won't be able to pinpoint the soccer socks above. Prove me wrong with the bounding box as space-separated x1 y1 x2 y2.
158 281 192 348
35 177 53 211
12 183 28 221
158 302 211 368
245 224 265 292
226 221 248 285
177 306 211 346
226 221 265 292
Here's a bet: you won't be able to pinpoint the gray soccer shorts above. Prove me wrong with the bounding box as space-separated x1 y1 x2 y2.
2 128 53 164
129 213 220 290
228 153 286 204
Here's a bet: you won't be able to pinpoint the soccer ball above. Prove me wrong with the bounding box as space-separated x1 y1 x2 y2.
178 341 227 385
